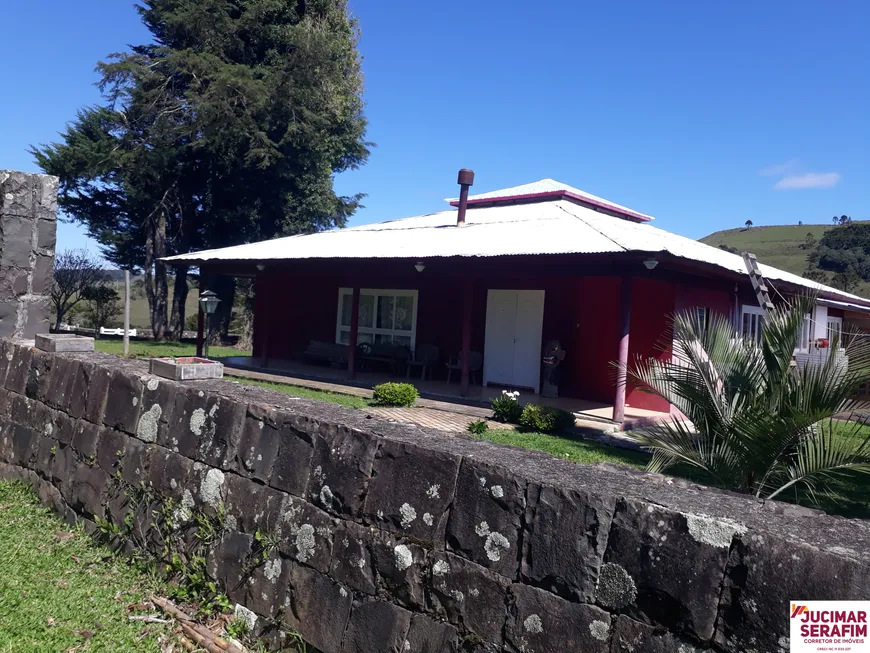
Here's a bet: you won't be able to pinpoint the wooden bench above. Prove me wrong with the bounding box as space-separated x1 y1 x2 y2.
302 340 350 367
358 342 410 374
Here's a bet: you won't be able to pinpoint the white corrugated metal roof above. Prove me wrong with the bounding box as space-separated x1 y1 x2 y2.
163 194 870 306
447 178 654 221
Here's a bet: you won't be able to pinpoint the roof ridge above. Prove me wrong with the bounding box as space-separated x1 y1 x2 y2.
552 202 628 253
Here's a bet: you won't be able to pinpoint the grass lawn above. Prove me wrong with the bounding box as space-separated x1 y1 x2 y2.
0 481 172 651
226 375 371 409
94 339 249 360
478 428 648 467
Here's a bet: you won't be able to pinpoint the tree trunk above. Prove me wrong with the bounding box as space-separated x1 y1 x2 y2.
169 266 189 340
144 223 157 336
153 210 169 340
143 212 169 340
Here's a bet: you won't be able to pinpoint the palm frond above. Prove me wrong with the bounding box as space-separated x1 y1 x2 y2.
625 295 870 508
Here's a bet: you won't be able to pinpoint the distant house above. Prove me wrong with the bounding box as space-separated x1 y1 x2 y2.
164 175 870 422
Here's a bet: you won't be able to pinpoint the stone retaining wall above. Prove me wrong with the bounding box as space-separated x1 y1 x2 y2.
0 339 868 652
0 171 58 339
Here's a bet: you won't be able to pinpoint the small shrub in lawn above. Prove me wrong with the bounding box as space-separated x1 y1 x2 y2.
372 382 419 407
491 390 523 423
467 420 489 436
519 404 576 433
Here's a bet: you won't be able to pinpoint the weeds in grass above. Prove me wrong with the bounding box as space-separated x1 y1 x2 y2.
467 420 489 435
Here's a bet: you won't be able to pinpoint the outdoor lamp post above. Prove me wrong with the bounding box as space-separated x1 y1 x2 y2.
199 290 221 359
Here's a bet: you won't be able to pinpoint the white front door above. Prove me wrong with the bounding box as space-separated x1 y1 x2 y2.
483 289 545 392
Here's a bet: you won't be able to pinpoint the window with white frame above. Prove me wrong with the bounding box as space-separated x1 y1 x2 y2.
796 313 813 353
741 305 764 343
336 289 418 349
827 316 843 344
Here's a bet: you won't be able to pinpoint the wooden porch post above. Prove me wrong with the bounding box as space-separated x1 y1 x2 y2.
460 284 473 397
347 287 361 379
612 276 633 422
195 272 206 357
259 272 270 367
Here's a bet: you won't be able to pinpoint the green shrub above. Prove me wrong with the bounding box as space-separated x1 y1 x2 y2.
519 404 576 433
467 420 489 436
491 390 523 423
372 382 418 407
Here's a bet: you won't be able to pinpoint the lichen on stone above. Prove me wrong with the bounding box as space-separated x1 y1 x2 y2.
264 557 281 582
523 614 543 634
490 485 504 499
394 544 413 571
589 619 610 641
295 524 316 563
319 485 334 508
146 378 159 391
422 512 434 526
199 468 225 507
136 404 162 443
484 531 510 561
595 562 637 609
181 489 195 511
684 512 746 548
426 484 440 499
475 521 490 537
432 560 450 576
234 604 257 630
399 503 417 528
189 407 206 436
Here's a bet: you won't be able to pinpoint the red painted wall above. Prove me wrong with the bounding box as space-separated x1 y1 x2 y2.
625 278 676 412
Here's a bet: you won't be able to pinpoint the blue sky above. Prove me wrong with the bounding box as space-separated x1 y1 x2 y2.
2 1 867 261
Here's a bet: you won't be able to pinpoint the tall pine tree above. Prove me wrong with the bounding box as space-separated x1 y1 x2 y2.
33 0 369 339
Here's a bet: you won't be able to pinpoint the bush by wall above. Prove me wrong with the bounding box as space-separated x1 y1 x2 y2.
491 391 523 423
371 382 418 407
518 404 576 433
0 339 867 653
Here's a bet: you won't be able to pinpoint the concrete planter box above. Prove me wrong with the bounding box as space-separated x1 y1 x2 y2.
35 333 95 353
149 357 224 381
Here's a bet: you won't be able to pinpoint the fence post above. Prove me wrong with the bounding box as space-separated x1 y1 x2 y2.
124 270 130 357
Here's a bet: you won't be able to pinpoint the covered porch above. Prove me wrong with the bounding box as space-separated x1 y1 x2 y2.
219 355 670 426
191 252 749 424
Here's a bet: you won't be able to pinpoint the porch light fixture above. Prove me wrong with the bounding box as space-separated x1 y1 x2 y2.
414 261 426 273
199 290 221 359
643 257 659 271
256 263 266 271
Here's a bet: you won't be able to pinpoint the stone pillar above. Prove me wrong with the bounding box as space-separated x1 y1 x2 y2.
0 170 58 340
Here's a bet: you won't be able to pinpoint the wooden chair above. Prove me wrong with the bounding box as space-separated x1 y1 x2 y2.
446 351 483 385
406 344 440 381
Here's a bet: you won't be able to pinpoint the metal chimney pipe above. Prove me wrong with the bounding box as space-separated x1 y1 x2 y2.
456 168 475 226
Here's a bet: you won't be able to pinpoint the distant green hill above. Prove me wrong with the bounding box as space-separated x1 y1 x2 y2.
700 222 870 297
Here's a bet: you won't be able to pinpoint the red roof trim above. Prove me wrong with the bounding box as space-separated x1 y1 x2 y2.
449 189 652 222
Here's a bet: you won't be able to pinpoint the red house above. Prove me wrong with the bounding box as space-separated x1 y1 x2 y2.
165 173 870 423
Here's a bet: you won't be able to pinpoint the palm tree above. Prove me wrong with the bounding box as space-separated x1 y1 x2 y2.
627 296 870 503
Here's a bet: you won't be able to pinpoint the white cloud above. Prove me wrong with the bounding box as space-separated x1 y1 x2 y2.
773 172 841 191
758 159 799 177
